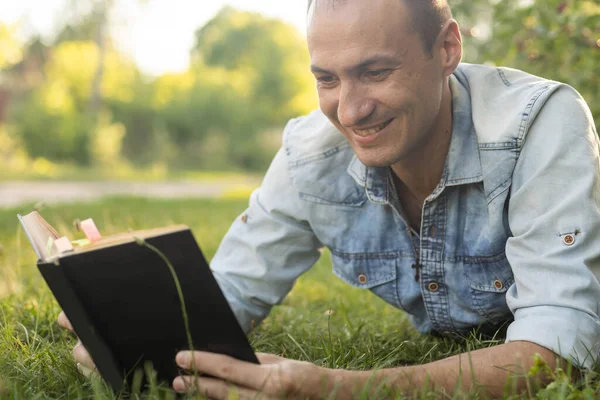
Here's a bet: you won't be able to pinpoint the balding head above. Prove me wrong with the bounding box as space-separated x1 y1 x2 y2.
308 0 452 55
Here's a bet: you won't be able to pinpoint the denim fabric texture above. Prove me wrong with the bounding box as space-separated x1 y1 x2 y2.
211 63 600 369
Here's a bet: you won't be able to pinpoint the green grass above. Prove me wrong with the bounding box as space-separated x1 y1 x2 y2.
0 164 260 183
0 198 597 399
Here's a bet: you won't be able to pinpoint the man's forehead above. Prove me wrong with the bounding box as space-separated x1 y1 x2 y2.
307 0 350 28
308 0 407 16
307 0 413 54
308 0 409 35
308 0 349 12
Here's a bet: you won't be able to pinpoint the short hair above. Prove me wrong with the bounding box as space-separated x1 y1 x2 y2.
307 0 452 55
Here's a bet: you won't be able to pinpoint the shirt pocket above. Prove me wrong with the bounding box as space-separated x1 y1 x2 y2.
289 148 367 207
461 252 514 324
331 252 399 308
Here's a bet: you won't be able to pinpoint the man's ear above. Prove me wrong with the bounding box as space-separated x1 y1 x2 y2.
438 19 462 77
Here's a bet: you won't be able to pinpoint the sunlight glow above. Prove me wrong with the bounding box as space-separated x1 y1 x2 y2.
0 0 309 76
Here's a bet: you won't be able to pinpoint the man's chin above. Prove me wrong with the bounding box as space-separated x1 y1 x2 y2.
354 153 397 168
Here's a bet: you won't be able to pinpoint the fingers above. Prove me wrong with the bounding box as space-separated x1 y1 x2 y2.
58 312 99 379
256 353 286 364
173 376 273 400
57 311 73 331
173 376 227 398
77 363 96 378
176 351 272 391
73 340 96 371
73 341 99 379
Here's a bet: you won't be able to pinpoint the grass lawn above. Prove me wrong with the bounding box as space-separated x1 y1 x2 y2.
0 164 261 183
0 198 596 399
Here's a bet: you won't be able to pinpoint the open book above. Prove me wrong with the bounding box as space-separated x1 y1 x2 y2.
18 211 257 392
19 212 189 263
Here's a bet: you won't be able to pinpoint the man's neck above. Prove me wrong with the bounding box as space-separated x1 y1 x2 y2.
391 80 454 203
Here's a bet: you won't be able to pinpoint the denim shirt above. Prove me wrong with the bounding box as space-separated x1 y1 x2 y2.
211 63 600 369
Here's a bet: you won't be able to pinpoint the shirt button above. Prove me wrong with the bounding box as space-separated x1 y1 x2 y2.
241 214 248 223
429 225 437 237
428 282 439 292
563 234 575 246
493 280 504 290
358 274 368 284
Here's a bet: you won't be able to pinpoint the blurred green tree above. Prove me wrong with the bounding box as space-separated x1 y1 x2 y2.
4 2 599 173
13 41 139 164
0 24 23 71
129 7 320 171
482 0 600 131
147 64 269 170
192 7 317 126
450 0 494 62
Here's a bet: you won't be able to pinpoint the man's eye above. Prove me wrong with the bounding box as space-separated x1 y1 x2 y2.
317 76 335 83
366 70 391 79
316 76 338 87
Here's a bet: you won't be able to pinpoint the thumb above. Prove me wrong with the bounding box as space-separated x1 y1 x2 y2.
57 311 73 331
256 353 286 364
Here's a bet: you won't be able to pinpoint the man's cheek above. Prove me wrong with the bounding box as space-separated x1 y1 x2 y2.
317 97 334 114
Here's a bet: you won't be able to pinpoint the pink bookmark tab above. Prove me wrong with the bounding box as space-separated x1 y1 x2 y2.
54 236 74 253
80 218 102 242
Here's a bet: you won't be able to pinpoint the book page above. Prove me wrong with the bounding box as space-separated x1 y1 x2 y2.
18 212 61 262
19 211 188 262
65 225 189 257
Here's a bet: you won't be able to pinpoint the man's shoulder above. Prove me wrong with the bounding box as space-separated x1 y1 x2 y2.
459 64 595 206
455 63 568 145
282 110 353 166
276 111 363 207
456 63 557 87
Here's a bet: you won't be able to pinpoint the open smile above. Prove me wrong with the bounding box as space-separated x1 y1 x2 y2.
353 119 394 137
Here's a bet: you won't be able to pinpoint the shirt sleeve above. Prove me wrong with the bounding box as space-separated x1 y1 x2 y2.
505 86 600 369
210 118 322 334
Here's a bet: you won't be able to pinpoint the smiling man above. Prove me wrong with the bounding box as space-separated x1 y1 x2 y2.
61 0 600 397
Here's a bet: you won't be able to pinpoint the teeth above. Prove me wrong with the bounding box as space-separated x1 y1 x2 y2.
354 120 390 137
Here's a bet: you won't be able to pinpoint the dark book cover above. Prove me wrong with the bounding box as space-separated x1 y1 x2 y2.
37 228 258 392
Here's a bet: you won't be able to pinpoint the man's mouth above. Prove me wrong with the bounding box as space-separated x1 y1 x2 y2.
353 119 393 137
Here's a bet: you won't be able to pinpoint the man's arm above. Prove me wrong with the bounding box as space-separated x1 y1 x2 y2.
346 341 563 397
501 85 600 369
170 340 563 398
210 118 323 333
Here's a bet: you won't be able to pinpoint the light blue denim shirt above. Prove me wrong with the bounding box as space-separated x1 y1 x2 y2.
211 63 600 369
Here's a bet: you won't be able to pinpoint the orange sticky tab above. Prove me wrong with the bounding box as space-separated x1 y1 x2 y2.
54 236 74 253
80 218 102 242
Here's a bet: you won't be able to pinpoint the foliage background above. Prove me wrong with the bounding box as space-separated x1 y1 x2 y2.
0 1 598 398
0 0 598 178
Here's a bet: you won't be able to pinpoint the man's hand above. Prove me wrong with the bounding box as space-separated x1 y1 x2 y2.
173 351 345 399
59 310 561 397
172 342 565 398
57 311 97 377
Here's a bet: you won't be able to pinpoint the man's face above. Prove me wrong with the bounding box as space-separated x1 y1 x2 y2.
307 0 447 167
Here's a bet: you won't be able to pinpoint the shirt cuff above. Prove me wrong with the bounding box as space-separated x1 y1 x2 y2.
506 305 600 370
213 272 270 334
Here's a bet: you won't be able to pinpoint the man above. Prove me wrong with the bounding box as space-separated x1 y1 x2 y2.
60 0 600 397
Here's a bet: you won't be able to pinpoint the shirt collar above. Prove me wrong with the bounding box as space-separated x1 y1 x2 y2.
444 74 483 186
347 73 482 199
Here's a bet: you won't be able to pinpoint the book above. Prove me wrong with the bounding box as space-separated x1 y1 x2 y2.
18 211 258 392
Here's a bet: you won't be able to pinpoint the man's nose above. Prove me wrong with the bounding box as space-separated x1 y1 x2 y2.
337 83 374 128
